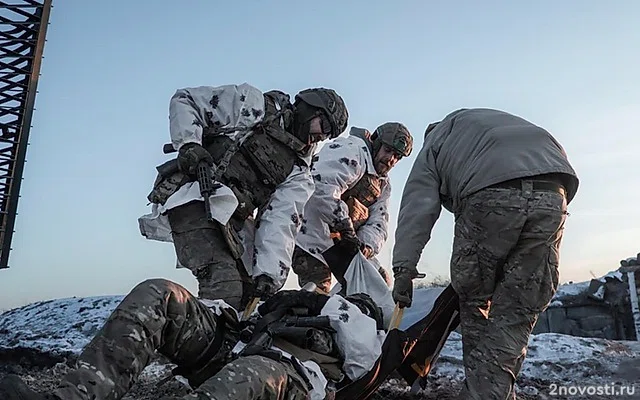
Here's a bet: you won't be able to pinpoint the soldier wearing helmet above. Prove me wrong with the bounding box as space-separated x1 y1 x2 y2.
293 121 413 294
139 83 349 309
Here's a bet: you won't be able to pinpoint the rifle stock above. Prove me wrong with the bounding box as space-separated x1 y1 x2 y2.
163 143 176 154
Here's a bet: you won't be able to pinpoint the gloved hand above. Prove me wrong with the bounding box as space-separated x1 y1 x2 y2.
177 142 214 176
361 245 374 259
252 274 278 300
392 267 422 308
258 290 330 316
333 218 361 256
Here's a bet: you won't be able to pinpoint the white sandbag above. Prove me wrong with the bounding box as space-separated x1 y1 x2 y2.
330 253 396 328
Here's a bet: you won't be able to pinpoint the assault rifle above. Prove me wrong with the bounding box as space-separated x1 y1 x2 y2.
196 161 216 223
237 306 336 390
239 304 335 354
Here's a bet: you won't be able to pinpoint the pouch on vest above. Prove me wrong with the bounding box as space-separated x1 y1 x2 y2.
342 174 382 208
344 197 369 230
147 158 190 205
220 219 244 260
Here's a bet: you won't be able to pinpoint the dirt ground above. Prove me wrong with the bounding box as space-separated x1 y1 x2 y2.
0 349 637 400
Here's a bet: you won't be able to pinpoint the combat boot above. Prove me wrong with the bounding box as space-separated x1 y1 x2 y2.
0 375 59 400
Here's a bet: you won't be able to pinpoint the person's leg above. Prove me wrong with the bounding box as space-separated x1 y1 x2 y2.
185 355 310 400
52 278 229 400
291 246 332 294
449 188 527 400
167 201 243 309
468 188 566 399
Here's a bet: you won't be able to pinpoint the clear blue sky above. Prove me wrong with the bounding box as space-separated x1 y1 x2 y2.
1 0 639 310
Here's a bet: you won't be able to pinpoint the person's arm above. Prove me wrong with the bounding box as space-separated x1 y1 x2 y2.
251 165 315 288
356 183 391 256
304 141 365 231
391 144 442 275
168 83 265 150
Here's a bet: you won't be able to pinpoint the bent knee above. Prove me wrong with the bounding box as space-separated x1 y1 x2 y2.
131 278 183 297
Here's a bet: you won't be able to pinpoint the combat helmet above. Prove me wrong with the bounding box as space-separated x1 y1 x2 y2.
371 122 413 158
294 88 349 139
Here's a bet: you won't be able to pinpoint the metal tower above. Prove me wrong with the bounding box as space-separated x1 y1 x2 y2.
0 0 51 269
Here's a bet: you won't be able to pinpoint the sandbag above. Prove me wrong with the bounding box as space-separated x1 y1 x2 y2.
330 252 396 328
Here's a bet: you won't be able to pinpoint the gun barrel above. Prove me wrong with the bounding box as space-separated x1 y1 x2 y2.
282 316 334 330
270 325 314 348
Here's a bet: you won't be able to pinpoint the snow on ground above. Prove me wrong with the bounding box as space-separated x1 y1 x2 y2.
0 276 597 358
399 287 444 330
0 295 177 389
429 331 640 384
553 281 591 299
391 278 640 398
1 277 639 399
0 295 124 357
378 331 640 399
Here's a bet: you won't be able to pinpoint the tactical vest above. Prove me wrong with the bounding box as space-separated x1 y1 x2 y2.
341 173 383 207
204 92 303 221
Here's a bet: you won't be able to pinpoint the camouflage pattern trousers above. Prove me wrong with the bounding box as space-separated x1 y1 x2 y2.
166 200 244 309
451 180 567 400
51 278 309 400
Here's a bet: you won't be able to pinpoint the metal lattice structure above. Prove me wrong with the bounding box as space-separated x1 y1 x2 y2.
0 0 51 269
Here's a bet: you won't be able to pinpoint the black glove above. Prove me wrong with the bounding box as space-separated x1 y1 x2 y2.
333 218 361 256
253 274 278 300
258 290 330 316
177 142 214 176
392 267 421 308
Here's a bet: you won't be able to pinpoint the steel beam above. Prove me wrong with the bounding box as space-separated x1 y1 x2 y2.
0 0 52 269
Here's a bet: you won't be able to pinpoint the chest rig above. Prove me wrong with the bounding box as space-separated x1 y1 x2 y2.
148 91 307 223
203 91 306 221
341 173 383 208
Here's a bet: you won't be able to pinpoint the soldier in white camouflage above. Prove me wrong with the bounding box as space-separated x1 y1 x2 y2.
391 108 579 400
0 278 386 400
138 84 349 310
293 122 413 294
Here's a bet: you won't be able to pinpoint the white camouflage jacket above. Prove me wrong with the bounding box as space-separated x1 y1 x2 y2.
295 127 391 265
138 83 315 289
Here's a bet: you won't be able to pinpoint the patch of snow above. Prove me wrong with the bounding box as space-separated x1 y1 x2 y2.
138 361 174 382
519 385 539 396
399 287 445 330
420 330 640 386
591 284 606 300
198 298 239 318
3 291 640 396
596 270 624 283
0 295 122 356
521 333 640 383
553 281 590 299
428 331 465 381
